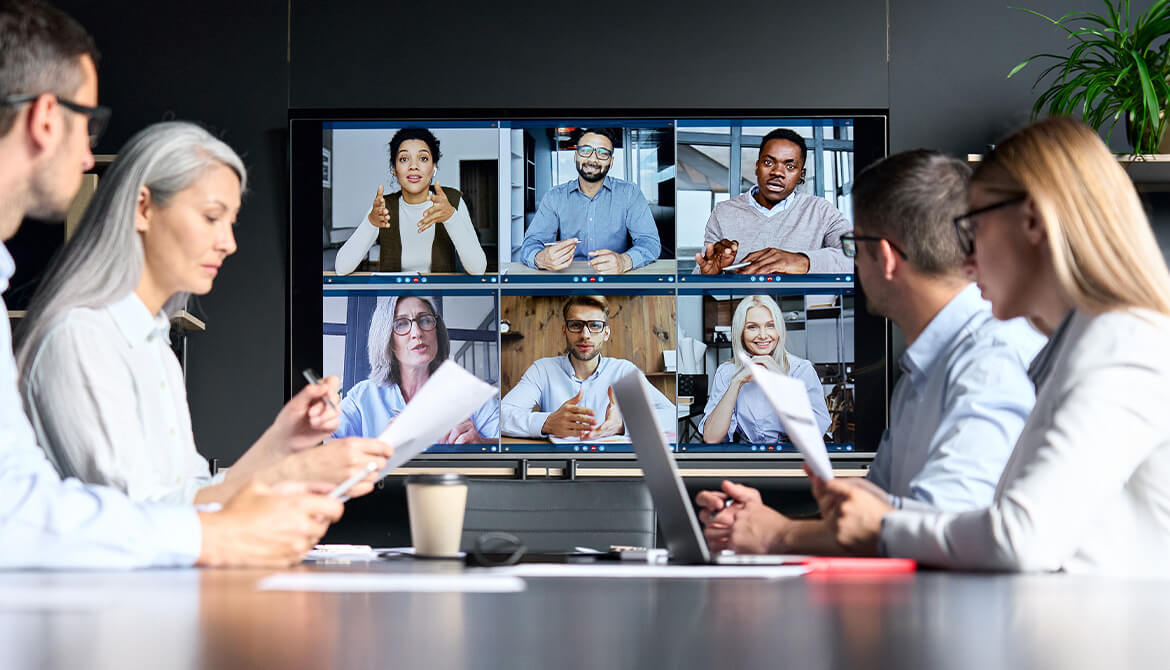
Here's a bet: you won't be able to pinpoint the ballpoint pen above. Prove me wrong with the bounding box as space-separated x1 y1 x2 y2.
301 368 340 413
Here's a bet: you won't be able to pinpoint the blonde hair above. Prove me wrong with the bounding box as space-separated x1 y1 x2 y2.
730 295 790 373
973 117 1170 316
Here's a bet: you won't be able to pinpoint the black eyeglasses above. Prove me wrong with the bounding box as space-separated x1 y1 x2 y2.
0 94 111 148
575 144 613 160
841 233 908 260
952 196 1027 256
565 319 607 333
391 314 438 335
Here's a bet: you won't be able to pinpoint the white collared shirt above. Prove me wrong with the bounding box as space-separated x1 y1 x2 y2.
745 185 796 217
881 309 1170 577
24 292 221 504
0 243 199 568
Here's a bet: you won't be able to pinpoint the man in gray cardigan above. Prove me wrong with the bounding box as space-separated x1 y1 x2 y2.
695 128 852 274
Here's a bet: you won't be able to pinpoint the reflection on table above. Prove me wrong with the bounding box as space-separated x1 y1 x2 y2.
2 562 1166 670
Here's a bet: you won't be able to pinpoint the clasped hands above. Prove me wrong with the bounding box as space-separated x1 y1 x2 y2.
535 237 632 274
695 465 895 556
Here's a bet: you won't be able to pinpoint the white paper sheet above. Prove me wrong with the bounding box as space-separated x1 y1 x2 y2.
257 573 526 593
737 353 834 481
375 361 499 478
484 563 807 580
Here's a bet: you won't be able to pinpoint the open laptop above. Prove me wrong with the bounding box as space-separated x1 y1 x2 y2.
611 371 806 565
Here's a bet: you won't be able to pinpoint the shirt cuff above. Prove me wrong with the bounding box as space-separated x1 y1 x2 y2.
139 502 203 567
625 247 653 270
528 411 552 438
522 246 541 269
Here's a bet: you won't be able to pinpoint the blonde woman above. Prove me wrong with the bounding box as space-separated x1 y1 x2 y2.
700 295 831 443
822 118 1170 577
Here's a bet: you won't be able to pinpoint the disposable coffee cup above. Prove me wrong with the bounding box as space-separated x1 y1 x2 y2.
406 474 468 558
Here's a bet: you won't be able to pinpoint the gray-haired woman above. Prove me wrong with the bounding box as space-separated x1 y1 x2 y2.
17 121 391 505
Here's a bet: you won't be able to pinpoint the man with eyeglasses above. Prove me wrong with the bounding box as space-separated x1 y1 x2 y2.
696 128 852 275
518 128 662 274
0 0 344 569
696 150 1044 556
500 295 674 439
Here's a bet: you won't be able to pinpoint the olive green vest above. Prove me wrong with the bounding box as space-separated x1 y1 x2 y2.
376 186 463 272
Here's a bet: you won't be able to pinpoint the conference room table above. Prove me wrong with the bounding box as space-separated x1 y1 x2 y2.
3 557 1169 670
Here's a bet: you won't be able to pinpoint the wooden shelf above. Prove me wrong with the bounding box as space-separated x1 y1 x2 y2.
967 153 1170 189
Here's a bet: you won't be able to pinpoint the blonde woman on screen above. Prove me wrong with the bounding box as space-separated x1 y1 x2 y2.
820 117 1170 577
17 121 392 505
700 295 831 444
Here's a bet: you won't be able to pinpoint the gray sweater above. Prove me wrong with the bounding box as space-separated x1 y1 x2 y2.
702 192 852 273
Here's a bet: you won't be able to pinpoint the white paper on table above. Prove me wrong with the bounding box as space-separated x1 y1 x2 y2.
548 434 633 444
257 573 525 593
375 360 498 478
737 353 834 481
483 563 807 580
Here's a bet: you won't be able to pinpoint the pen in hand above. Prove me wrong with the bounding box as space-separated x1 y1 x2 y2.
301 368 340 413
328 462 380 502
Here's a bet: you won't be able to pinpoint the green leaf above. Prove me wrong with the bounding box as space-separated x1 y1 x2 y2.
1008 59 1033 79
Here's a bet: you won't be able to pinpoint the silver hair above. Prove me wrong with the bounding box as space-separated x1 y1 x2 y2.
729 295 790 374
366 295 448 387
16 121 246 378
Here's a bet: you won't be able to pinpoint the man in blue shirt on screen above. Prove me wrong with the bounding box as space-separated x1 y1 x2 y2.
0 0 347 568
518 128 661 274
696 149 1045 555
500 295 675 439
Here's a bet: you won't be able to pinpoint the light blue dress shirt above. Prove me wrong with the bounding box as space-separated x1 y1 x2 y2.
517 176 661 269
333 378 500 441
0 243 201 569
866 284 1045 512
500 356 675 438
698 353 831 443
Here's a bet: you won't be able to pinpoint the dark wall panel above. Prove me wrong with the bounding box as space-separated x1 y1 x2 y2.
290 1 890 110
889 0 1152 155
55 0 290 463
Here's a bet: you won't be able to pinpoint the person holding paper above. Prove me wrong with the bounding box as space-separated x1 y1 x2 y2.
334 128 487 275
500 295 674 439
699 295 831 444
695 128 851 275
517 128 661 274
697 149 1042 556
332 295 499 444
0 0 344 569
17 122 393 507
814 119 1170 576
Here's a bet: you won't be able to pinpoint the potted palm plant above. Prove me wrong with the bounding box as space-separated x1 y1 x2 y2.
1009 0 1170 154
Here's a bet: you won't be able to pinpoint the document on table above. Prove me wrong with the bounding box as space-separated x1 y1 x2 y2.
484 563 808 580
737 353 834 481
376 360 498 478
257 573 525 593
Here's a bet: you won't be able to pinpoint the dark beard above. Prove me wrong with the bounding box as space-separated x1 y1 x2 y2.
576 163 609 183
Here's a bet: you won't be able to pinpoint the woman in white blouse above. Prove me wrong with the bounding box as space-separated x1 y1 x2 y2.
818 117 1170 577
700 295 831 443
17 122 392 505
334 128 488 275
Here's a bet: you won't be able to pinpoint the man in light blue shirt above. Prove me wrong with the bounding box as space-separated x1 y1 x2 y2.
518 128 661 274
696 149 1044 555
0 0 344 568
501 296 674 439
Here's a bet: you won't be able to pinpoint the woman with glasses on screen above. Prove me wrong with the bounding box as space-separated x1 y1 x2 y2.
16 122 393 505
331 295 499 444
334 128 488 276
700 295 831 444
819 117 1170 576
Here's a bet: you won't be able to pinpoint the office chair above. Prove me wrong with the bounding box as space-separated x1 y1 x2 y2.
460 479 657 553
